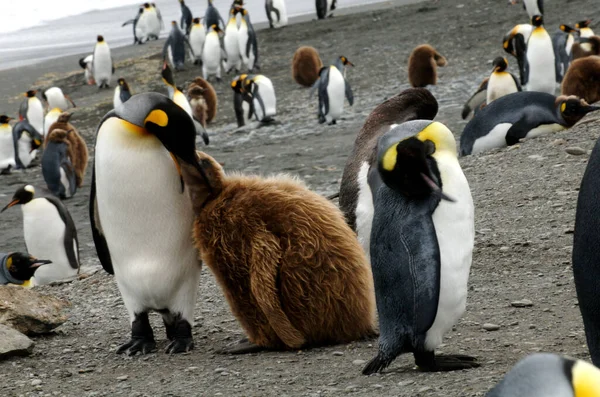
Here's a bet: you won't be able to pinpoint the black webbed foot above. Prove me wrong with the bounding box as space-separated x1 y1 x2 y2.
414 351 480 372
116 312 156 356
163 313 194 354
363 351 395 375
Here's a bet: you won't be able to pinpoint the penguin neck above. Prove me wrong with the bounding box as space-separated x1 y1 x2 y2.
167 85 176 98
0 254 24 286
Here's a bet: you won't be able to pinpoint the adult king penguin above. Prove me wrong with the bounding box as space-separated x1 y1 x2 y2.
576 19 595 52
265 0 288 29
203 24 225 81
313 56 354 125
113 78 132 111
553 25 578 82
503 24 532 85
1 185 80 286
42 129 78 199
238 8 259 72
205 0 225 31
0 253 51 287
189 18 206 65
12 119 43 169
122 6 143 44
486 353 600 396
223 9 242 73
19 90 44 134
526 15 556 94
244 74 277 123
93 35 114 89
163 21 194 71
179 0 193 35
43 87 76 111
510 0 543 19
486 57 521 104
316 0 336 19
138 3 162 42
0 115 16 174
460 92 600 156
79 54 95 85
90 93 204 355
361 118 477 375
231 75 254 127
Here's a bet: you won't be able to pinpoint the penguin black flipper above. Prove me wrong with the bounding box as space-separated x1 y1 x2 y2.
515 35 528 86
510 73 523 92
345 79 354 106
44 195 80 271
573 136 600 366
90 165 114 275
251 84 268 122
505 115 533 146
19 100 28 121
317 67 330 122
162 37 172 62
11 122 25 170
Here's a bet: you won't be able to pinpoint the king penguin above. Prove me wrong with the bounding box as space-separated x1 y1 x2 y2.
43 87 76 111
43 107 63 142
203 24 225 81
19 90 44 134
178 0 193 35
78 54 95 85
122 6 143 44
265 0 288 29
486 353 600 396
503 24 533 86
313 56 354 125
223 9 242 74
41 129 78 199
244 74 276 123
576 19 595 52
237 8 259 72
518 0 543 19
0 115 16 174
93 35 114 89
90 92 205 355
138 3 162 42
460 92 600 156
163 21 194 71
1 185 80 286
553 25 578 82
526 15 556 94
205 0 225 31
12 119 43 169
316 0 336 19
0 253 51 287
360 118 477 375
231 74 254 127
486 57 521 104
189 18 206 65
113 78 133 111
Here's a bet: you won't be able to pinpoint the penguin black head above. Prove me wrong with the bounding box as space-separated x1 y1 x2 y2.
25 90 37 98
339 56 355 67
576 19 592 29
3 253 52 284
97 35 104 43
560 24 579 34
179 0 185 4
143 2 151 8
161 62 176 87
2 185 35 212
531 15 544 27
193 17 200 24
377 120 456 202
211 24 223 33
78 57 87 69
118 78 130 91
492 57 508 72
171 20 178 27
0 115 12 124
557 96 600 127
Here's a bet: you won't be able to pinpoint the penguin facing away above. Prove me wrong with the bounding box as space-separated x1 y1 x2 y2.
238 8 259 73
486 57 521 104
19 90 44 134
122 6 143 44
486 353 600 396
93 35 114 89
188 77 218 124
12 119 43 169
90 93 204 355
408 44 447 88
202 24 225 82
41 129 78 199
43 108 63 142
460 92 600 156
163 21 194 71
525 15 556 94
362 119 477 375
114 78 133 111
265 0 288 28
314 56 354 125
552 25 579 82
205 0 226 31
0 253 51 287
231 75 254 127
78 55 95 85
292 46 323 87
189 18 206 65
178 0 193 35
561 56 600 105
503 24 533 86
0 115 16 174
461 78 489 120
43 87 76 111
1 185 80 286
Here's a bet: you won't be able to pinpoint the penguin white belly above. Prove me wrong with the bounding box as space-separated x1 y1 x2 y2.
425 153 474 350
189 27 205 60
566 34 574 56
326 66 345 122
22 200 77 285
525 123 565 139
355 162 375 259
238 23 250 67
59 167 73 198
145 11 161 37
173 91 194 118
45 88 69 110
113 87 123 111
43 112 60 140
526 31 556 94
253 77 276 120
471 123 512 155
93 44 112 87
0 129 15 170
327 0 334 13
95 119 200 317
580 28 594 52
27 98 44 134
271 0 288 27
17 135 34 168
487 73 518 104
224 24 241 71
242 101 252 124
203 35 221 74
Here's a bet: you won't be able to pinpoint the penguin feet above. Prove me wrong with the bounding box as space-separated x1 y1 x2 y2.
414 351 480 372
328 120 337 125
117 312 156 356
219 337 266 355
362 351 395 375
163 314 194 354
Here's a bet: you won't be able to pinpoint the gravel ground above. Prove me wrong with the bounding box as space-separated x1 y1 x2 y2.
1 0 599 395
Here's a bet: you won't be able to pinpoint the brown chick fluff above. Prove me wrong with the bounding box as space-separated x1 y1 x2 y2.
572 36 600 60
188 77 217 124
292 46 323 87
45 112 88 187
187 85 208 127
179 152 377 351
408 44 447 88
562 56 600 104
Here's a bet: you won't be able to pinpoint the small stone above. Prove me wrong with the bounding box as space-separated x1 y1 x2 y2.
332 351 344 356
352 359 366 366
372 384 384 389
187 366 199 371
31 379 42 386
419 387 432 393
116 375 128 381
0 324 34 359
399 380 415 387
511 299 533 307
566 147 586 156
552 139 567 146
214 368 226 373
483 323 500 331
529 325 537 329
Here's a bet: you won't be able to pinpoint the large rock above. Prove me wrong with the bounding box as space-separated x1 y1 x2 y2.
0 286 70 335
0 324 34 359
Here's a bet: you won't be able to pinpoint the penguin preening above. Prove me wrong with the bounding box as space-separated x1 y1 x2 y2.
1 185 80 286
41 129 78 199
238 8 259 72
223 9 242 74
526 15 556 94
562 56 600 104
245 74 277 123
12 119 43 169
205 0 226 31
0 115 16 174
189 18 206 65
408 44 447 88
203 24 225 82
360 119 476 375
42 87 76 111
78 54 95 85
461 78 489 120
292 46 323 87
175 150 376 354
178 0 193 35
19 90 44 134
114 78 133 111
265 0 287 29
0 253 51 287
313 56 354 125
460 92 600 156
486 353 600 396
553 25 579 82
188 77 218 124
90 93 204 355
316 0 336 20
163 21 194 71
93 35 114 89
231 75 254 127
486 57 521 105
503 24 532 86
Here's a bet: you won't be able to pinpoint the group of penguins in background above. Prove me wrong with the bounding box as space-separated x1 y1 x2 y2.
1 0 600 394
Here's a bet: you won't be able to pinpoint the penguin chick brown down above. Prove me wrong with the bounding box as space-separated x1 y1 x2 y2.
188 77 218 124
460 92 600 156
408 44 447 88
42 129 77 199
292 46 323 87
562 56 600 105
362 120 477 375
45 112 88 188
176 151 376 354
0 253 51 286
486 57 521 104
486 353 600 396
90 93 205 355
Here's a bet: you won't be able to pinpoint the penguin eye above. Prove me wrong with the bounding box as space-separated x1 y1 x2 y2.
424 140 436 156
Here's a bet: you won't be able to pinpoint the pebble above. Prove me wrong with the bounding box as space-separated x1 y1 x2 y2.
214 368 226 373
372 384 384 389
419 387 432 393
552 139 567 146
483 323 500 331
399 380 415 387
31 379 42 386
565 147 586 156
511 299 533 307
332 351 344 356
116 375 128 381
352 359 366 366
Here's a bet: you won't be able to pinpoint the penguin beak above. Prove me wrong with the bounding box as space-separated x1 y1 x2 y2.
420 173 455 202
1 199 20 213
581 105 600 115
30 259 52 269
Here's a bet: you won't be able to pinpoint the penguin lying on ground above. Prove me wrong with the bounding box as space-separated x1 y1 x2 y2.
552 25 579 82
2 185 80 285
41 129 78 199
231 75 254 127
572 36 600 59
164 21 194 71
503 24 532 85
462 78 488 120
43 87 76 111
460 92 600 156
525 15 556 94
179 0 193 35
90 93 204 355
486 57 521 104
12 119 43 169
189 18 206 65
245 74 277 123
0 253 51 287
265 0 287 28
562 56 600 104
79 55 95 85
238 8 259 72
45 112 88 188
205 0 225 31
19 90 44 134
313 56 354 125
175 150 376 354
408 44 447 88
292 46 323 87
486 353 600 396
188 77 218 124
93 35 114 89
0 116 16 174
114 78 133 111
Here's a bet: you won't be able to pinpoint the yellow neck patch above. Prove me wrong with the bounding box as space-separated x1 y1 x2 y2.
572 360 600 397
381 143 398 171
119 119 147 135
21 280 32 288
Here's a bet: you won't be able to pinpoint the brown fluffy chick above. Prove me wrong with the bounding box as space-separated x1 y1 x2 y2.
408 44 447 88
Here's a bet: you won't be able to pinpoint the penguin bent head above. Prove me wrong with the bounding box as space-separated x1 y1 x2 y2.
3 253 52 285
1 185 35 212
25 90 37 98
492 57 508 72
556 95 600 126
0 115 12 124
339 56 354 67
192 17 200 24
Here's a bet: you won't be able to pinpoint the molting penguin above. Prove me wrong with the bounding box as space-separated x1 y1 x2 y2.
41 129 78 199
461 78 489 120
93 35 114 89
179 0 193 35
562 56 600 104
42 87 75 111
237 8 259 72
265 0 287 28
0 253 51 287
205 0 225 31
114 78 133 111
503 24 533 85
122 6 143 44
313 56 354 125
526 15 556 94
174 150 376 354
163 21 194 71
486 57 521 104
1 185 80 286
292 46 323 87
188 77 218 124
90 92 204 355
245 74 276 123
223 9 242 74
408 44 447 88
12 119 43 169
361 119 477 375
189 18 206 65
0 115 16 174
19 90 44 134
486 353 600 396
231 75 254 127
138 3 162 42
79 54 95 85
552 25 579 82
576 19 595 52
460 92 600 156
202 24 225 81
316 0 336 19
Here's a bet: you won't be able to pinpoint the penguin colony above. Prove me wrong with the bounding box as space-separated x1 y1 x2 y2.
0 0 599 394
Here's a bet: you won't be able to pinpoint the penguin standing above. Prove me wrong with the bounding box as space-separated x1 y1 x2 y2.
12 119 43 169
163 21 194 71
265 0 288 29
93 35 114 89
292 46 323 87
576 19 595 52
223 9 242 73
122 6 143 44
202 24 225 81
114 78 133 111
515 0 543 19
237 8 259 72
43 108 63 141
0 253 51 287
179 0 193 35
42 87 76 111
90 93 203 355
313 56 354 125
316 0 336 19
19 90 44 134
486 353 600 396
486 57 521 104
245 74 276 122
41 129 78 199
503 24 533 86
0 116 16 174
138 3 162 42
525 15 556 94
408 44 447 88
1 185 80 286
460 92 600 156
205 0 225 31
552 24 578 82
189 18 206 65
78 55 95 85
231 75 254 127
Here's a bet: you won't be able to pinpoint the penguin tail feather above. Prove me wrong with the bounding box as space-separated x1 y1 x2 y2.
362 353 391 375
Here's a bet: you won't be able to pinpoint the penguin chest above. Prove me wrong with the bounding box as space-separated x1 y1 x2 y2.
93 44 112 81
17 134 34 167
224 24 240 60
237 24 249 59
113 87 123 109
253 78 276 120
22 200 69 270
203 35 221 70
173 91 193 118
189 28 206 56
471 123 513 155
27 99 44 133
144 11 161 36
325 66 346 121
526 30 556 94
43 113 60 139
355 162 375 258
487 72 518 104
0 129 15 169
